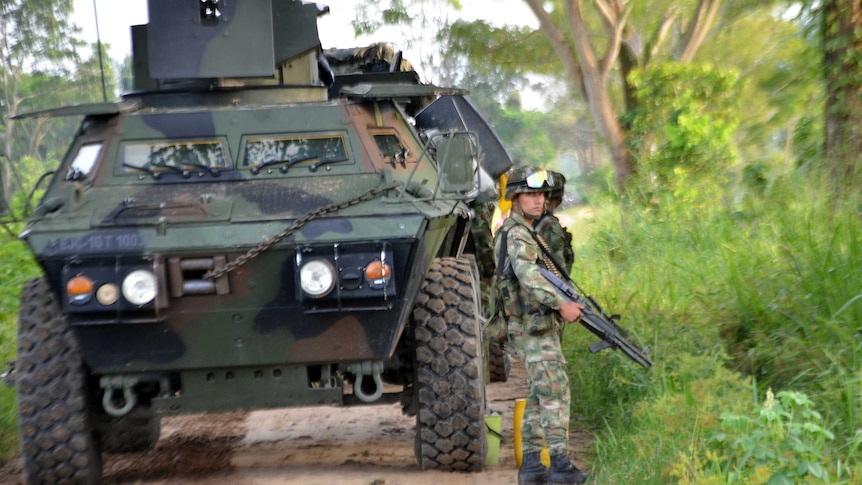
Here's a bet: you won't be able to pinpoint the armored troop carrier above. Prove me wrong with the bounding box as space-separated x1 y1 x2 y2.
7 1 514 483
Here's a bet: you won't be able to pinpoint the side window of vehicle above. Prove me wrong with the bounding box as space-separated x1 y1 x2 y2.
120 139 228 172
66 143 103 181
243 134 350 174
371 130 411 168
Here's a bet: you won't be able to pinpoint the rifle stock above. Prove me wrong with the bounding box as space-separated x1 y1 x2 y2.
539 268 653 368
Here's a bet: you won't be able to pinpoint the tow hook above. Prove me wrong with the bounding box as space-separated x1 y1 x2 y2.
347 361 384 403
100 376 139 417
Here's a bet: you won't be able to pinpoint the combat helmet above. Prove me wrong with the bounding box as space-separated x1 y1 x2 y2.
548 171 566 199
504 165 555 200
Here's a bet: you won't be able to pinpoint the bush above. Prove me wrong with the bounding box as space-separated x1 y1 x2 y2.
567 171 860 484
673 389 850 484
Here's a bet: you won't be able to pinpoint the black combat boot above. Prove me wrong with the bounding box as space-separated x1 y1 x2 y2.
518 452 549 484
548 454 588 484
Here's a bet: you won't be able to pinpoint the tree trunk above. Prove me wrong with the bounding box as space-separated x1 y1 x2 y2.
823 0 862 194
563 0 633 191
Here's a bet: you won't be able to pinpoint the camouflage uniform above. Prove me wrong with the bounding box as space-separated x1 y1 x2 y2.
535 212 574 274
468 200 497 313
536 207 574 345
494 210 572 457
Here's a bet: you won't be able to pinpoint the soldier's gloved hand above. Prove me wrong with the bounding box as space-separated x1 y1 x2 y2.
559 301 584 323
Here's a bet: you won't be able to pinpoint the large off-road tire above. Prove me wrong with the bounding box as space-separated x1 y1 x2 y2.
16 277 101 484
97 410 161 454
412 257 486 472
487 339 511 383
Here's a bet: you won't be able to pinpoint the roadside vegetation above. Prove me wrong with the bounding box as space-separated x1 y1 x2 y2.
562 172 861 483
0 196 40 460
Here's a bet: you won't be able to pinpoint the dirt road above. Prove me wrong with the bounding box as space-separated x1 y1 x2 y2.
0 359 594 484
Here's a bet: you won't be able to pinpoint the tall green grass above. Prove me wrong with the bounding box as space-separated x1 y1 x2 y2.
0 221 40 461
563 172 861 483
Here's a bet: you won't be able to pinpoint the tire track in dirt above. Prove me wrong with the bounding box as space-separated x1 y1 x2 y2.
101 411 248 484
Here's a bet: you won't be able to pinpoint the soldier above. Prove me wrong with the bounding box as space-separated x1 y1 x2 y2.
494 165 588 485
467 199 497 303
535 170 575 345
535 171 574 274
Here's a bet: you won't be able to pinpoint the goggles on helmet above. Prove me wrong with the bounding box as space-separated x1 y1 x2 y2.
524 169 554 189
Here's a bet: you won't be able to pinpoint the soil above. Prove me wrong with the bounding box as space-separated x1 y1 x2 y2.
0 358 594 484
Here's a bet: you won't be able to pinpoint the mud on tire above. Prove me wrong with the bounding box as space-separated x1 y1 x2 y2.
411 257 486 472
16 277 101 484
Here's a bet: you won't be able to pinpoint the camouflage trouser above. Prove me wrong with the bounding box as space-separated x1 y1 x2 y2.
479 280 493 319
521 359 571 456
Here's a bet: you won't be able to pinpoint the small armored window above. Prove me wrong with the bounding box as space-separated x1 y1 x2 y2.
372 131 410 167
200 0 223 21
372 133 403 158
244 135 349 172
66 143 102 181
122 139 228 172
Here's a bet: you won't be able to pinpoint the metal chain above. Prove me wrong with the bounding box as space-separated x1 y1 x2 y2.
205 182 398 280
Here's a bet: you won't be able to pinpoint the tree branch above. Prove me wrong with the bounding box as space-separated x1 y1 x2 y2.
677 0 722 62
643 9 679 66
524 0 586 99
599 4 630 78
594 0 617 30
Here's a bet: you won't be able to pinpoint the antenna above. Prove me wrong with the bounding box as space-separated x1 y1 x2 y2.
92 0 108 102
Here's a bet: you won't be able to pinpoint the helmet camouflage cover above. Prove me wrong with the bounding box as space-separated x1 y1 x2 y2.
548 171 566 199
504 165 555 200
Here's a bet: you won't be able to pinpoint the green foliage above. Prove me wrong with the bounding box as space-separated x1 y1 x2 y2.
792 115 824 169
566 171 860 484
493 109 556 166
0 213 40 461
698 8 822 169
627 63 741 187
445 19 560 77
0 0 81 74
674 389 844 484
2 3 119 205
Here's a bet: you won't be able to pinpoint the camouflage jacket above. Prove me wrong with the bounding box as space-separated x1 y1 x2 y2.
469 201 496 280
535 212 574 274
493 212 568 362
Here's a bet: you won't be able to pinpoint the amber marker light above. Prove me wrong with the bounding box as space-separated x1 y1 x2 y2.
365 261 391 281
67 275 95 304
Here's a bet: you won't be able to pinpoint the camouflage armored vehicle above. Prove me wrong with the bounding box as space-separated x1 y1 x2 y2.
5 1 514 483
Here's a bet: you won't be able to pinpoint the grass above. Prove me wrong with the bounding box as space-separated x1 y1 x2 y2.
561 172 861 484
0 223 39 461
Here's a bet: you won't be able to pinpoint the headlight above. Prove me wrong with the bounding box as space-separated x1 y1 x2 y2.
122 269 158 306
299 259 336 298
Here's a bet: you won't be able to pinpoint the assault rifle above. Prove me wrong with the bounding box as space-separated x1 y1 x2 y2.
539 267 653 368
